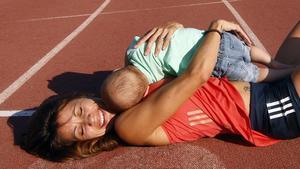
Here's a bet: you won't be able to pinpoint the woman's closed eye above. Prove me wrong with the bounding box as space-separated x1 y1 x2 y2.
76 107 83 117
80 126 84 136
75 125 84 139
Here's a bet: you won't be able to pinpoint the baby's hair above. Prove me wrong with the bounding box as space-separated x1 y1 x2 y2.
101 65 148 113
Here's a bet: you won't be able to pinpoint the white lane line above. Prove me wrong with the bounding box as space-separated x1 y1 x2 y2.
0 110 34 117
16 0 239 23
222 0 270 55
0 0 111 105
17 13 91 22
101 0 238 15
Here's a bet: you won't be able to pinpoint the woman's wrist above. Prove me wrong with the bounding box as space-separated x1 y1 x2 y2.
168 22 184 29
208 20 223 32
205 20 223 38
205 29 222 38
176 23 184 29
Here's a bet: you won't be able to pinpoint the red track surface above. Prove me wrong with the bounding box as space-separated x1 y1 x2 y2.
1 0 300 168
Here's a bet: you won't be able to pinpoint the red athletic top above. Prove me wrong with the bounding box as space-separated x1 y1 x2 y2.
147 77 281 146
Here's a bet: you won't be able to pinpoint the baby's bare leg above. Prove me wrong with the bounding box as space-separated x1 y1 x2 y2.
250 46 293 69
256 21 300 82
249 46 271 64
256 66 295 82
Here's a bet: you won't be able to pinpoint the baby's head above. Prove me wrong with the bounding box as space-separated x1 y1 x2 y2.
101 65 149 113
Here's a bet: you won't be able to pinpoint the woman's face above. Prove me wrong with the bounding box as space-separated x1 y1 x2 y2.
56 97 115 142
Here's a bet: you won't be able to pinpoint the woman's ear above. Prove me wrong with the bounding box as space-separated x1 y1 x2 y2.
143 86 150 97
113 68 122 72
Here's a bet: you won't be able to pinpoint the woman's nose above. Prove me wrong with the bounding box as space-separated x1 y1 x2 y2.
84 113 92 126
75 111 92 126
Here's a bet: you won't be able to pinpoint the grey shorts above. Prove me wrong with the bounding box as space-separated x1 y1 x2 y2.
212 32 259 82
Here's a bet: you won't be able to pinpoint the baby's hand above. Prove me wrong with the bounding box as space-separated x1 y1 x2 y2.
134 22 183 56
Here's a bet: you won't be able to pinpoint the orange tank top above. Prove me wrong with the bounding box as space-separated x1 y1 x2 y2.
147 77 280 146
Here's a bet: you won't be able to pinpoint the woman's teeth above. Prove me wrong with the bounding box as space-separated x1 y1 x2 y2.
99 110 104 127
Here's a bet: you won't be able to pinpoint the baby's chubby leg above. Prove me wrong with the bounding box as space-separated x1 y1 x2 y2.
248 21 300 82
250 45 293 69
249 45 296 82
249 45 271 64
256 66 295 82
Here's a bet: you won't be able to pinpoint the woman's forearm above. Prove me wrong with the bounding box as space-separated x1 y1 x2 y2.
185 19 251 83
185 21 222 83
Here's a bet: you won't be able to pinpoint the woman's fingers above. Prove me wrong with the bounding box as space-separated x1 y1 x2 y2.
134 22 183 56
235 25 252 46
145 28 163 55
134 28 157 49
154 28 168 56
219 20 252 46
162 29 175 51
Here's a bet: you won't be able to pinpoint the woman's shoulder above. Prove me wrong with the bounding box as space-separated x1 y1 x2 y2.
146 78 174 96
141 127 170 145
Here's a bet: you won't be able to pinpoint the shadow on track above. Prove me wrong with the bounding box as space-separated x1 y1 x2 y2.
7 113 32 145
48 70 112 95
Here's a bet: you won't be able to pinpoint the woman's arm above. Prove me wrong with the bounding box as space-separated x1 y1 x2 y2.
115 20 246 145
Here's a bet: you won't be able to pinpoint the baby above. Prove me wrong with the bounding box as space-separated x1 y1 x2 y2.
101 28 292 112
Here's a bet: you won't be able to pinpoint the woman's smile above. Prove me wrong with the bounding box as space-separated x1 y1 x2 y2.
56 97 115 142
99 109 105 127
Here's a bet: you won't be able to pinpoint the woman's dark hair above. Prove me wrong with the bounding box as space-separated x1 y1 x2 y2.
20 92 122 162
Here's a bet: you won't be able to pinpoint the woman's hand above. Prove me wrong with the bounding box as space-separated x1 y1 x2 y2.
209 19 252 46
134 22 184 56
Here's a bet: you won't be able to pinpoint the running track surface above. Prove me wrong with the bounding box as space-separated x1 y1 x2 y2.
1 0 300 168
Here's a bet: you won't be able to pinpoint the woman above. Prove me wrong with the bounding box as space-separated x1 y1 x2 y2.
21 19 300 162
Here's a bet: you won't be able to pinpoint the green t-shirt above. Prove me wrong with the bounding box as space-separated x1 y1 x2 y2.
127 28 206 83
